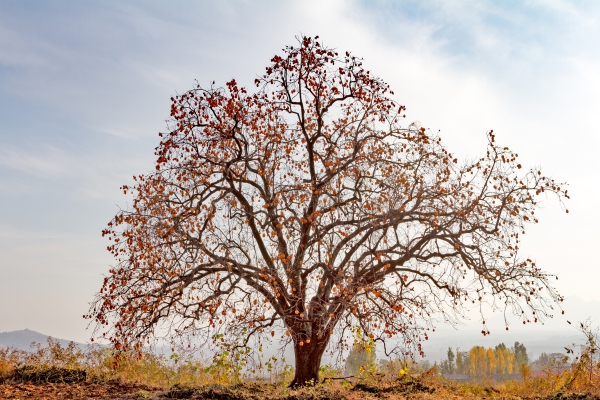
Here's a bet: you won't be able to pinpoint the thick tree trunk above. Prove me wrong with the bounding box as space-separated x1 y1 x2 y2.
289 337 329 387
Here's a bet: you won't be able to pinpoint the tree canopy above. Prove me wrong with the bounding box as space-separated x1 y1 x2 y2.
88 36 568 386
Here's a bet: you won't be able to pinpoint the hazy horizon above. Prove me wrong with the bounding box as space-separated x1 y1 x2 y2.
2 294 596 366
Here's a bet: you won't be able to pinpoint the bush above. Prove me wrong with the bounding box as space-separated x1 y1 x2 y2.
12 365 87 383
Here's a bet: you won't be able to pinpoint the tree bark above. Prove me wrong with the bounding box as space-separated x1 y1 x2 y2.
289 336 328 387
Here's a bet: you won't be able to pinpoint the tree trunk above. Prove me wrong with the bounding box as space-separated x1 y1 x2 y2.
289 338 328 387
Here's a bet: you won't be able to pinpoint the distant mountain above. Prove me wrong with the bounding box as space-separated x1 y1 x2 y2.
0 329 84 351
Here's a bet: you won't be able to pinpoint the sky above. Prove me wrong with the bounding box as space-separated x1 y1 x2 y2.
1 0 599 348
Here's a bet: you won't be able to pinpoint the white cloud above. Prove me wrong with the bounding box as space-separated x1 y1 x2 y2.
0 146 70 178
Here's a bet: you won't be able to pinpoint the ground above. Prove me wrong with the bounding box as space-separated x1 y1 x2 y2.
0 382 158 399
1 381 598 400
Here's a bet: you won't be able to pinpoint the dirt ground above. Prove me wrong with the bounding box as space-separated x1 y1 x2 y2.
0 381 446 400
1 381 598 400
0 382 159 399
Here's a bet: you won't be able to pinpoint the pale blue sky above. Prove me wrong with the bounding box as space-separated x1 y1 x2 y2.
1 1 599 344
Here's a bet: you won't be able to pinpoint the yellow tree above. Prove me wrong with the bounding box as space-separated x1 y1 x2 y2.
487 347 496 377
496 346 506 374
470 346 488 378
87 36 568 386
506 350 516 374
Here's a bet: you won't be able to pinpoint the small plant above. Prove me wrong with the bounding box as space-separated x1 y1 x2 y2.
564 319 600 391
345 326 377 381
319 364 342 381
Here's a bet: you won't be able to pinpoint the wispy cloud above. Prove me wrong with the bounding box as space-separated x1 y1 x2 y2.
0 146 70 178
0 25 49 67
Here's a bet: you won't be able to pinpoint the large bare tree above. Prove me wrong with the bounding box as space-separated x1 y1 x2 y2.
88 36 568 386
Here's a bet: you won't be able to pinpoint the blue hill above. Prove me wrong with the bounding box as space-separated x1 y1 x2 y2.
0 329 83 351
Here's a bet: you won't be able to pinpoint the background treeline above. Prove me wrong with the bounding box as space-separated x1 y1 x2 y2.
437 341 574 379
439 342 529 377
343 339 572 380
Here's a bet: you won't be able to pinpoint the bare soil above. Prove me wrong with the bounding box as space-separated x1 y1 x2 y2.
0 381 159 399
1 381 598 400
0 381 446 400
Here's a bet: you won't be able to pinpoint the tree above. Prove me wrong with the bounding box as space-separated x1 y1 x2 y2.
456 349 467 374
87 36 569 386
470 346 488 378
345 345 376 376
513 342 529 368
447 347 455 374
345 328 376 377
487 347 497 376
495 343 507 374
440 359 450 374
533 352 569 370
440 347 456 374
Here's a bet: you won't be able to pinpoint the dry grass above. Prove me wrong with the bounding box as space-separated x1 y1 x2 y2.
2 338 600 399
0 338 213 387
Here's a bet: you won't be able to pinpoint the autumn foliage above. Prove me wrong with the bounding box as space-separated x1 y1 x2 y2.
88 36 568 386
440 342 529 379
